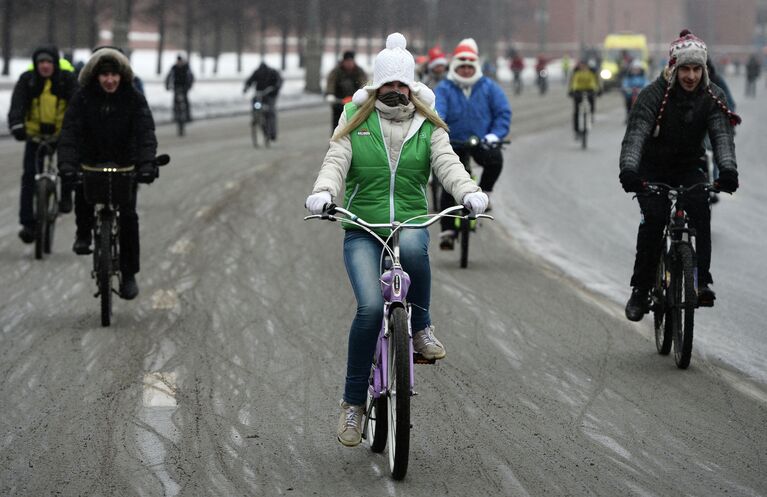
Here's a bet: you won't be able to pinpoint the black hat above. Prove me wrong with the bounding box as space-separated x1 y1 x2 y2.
342 51 355 61
96 58 119 75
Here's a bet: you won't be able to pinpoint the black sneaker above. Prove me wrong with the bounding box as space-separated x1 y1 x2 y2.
18 225 35 244
697 285 716 307
439 231 455 250
625 287 650 322
58 193 72 214
72 233 92 255
120 274 139 300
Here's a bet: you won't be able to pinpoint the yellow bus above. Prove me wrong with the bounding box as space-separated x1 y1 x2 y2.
600 33 649 88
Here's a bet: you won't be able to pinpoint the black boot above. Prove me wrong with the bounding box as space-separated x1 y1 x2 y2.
625 287 649 322
18 225 35 244
58 192 73 214
120 273 139 300
697 284 716 307
72 232 92 255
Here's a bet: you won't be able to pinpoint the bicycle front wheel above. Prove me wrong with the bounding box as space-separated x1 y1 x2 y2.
251 111 260 148
459 217 470 268
653 254 672 355
581 110 588 149
98 217 113 327
672 244 696 369
387 305 410 480
366 383 388 453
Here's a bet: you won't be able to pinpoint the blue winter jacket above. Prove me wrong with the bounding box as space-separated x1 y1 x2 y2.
621 73 649 97
434 77 511 143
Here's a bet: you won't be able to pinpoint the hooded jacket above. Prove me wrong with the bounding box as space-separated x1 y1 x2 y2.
434 77 511 143
57 48 157 168
7 46 78 137
620 74 737 176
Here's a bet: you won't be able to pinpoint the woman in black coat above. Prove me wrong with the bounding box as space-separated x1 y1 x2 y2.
58 47 158 300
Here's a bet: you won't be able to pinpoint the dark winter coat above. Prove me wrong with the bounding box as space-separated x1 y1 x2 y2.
7 46 78 134
58 48 157 168
325 64 367 99
165 63 194 92
619 75 737 177
244 63 282 95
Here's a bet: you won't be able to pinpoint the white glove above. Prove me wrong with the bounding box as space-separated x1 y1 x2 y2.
483 133 499 144
305 191 332 214
462 191 489 215
324 94 336 103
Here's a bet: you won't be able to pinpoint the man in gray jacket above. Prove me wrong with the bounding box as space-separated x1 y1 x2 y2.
619 30 740 321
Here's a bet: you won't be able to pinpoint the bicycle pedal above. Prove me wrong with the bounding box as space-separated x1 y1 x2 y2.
413 353 436 365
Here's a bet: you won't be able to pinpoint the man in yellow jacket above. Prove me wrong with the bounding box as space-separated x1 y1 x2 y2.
8 45 77 244
568 60 601 137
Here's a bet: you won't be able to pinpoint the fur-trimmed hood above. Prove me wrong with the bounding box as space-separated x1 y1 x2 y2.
79 47 134 87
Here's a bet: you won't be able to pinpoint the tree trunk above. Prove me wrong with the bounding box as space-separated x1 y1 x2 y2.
156 0 166 75
46 0 56 44
234 0 243 73
259 14 267 60
68 0 77 54
185 0 193 58
212 8 221 74
280 16 288 71
2 0 13 76
112 0 131 52
88 0 99 49
304 0 321 93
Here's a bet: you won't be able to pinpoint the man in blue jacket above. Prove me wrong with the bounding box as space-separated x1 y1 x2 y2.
434 38 511 248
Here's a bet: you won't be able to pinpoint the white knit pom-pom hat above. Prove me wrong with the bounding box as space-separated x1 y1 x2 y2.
361 32 415 92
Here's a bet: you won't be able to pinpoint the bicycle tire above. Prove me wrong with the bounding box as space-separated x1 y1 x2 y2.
459 217 470 268
98 216 113 327
177 118 185 137
387 305 410 480
673 244 696 369
251 111 260 148
366 385 388 453
653 255 672 355
44 180 57 254
581 109 588 149
34 180 49 259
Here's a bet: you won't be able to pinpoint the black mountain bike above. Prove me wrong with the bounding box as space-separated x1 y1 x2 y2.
250 85 275 148
31 135 59 259
445 136 507 268
81 155 170 326
647 182 719 369
573 90 593 150
173 90 188 137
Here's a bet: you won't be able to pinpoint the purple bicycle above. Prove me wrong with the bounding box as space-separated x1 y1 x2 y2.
305 204 493 480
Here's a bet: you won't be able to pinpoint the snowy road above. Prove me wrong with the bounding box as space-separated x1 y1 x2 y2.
1 85 765 496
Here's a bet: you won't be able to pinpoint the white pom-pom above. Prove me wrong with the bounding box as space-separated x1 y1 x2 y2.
352 88 371 106
386 32 407 50
411 82 435 108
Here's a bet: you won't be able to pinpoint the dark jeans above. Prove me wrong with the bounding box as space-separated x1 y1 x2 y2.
74 183 140 276
19 140 73 227
631 168 711 290
173 89 191 121
331 103 344 133
439 146 502 232
572 91 595 133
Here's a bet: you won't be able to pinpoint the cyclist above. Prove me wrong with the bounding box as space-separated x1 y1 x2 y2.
568 59 600 138
243 61 283 141
510 50 525 93
434 38 511 249
165 54 194 123
621 59 649 120
324 51 367 133
422 45 448 89
619 30 740 321
305 33 487 447
8 45 78 244
57 47 159 300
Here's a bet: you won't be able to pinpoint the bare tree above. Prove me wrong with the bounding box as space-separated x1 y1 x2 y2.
88 0 100 49
155 0 166 75
2 0 13 75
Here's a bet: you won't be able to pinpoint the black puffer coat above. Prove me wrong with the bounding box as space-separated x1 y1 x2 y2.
58 48 157 168
620 74 737 176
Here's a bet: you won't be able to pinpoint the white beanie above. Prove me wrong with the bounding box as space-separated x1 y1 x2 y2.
362 33 415 92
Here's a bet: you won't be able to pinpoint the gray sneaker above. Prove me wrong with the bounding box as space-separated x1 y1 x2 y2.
337 400 364 447
413 325 446 360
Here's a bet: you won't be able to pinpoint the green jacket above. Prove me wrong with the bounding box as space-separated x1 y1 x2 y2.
344 103 435 233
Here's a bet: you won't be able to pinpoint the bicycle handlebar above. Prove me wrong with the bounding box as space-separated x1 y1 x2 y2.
644 182 720 195
304 204 493 228
450 135 511 149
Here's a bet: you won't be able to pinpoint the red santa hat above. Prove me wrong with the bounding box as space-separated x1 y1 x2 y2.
427 45 447 70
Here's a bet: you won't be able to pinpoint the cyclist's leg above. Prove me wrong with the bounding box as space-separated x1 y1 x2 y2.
683 170 713 286
266 96 277 139
572 93 582 133
183 91 191 121
19 141 39 228
440 149 469 233
588 91 596 114
631 193 669 290
471 146 503 193
399 229 431 331
342 230 386 406
118 188 140 277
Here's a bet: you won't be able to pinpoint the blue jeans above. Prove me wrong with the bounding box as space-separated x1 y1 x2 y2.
342 229 431 405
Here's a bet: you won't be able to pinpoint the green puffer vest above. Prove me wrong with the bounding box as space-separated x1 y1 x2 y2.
343 103 434 234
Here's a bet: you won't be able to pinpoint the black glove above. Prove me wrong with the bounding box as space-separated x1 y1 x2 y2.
58 163 78 184
619 169 646 193
136 163 157 184
715 168 738 193
11 127 26 141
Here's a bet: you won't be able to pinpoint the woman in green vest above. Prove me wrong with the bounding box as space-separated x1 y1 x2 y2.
305 33 488 447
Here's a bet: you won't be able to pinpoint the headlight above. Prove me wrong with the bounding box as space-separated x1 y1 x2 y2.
600 69 612 80
253 102 262 110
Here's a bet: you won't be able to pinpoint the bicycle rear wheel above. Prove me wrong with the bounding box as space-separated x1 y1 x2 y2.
653 254 672 355
672 244 696 369
387 305 410 480
44 180 57 254
98 216 113 327
459 217 470 268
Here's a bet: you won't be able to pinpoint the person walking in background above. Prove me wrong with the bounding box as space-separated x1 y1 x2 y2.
745 54 761 98
325 51 367 133
165 55 194 122
7 45 78 244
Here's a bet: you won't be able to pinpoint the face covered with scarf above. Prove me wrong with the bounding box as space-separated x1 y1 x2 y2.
377 80 410 107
